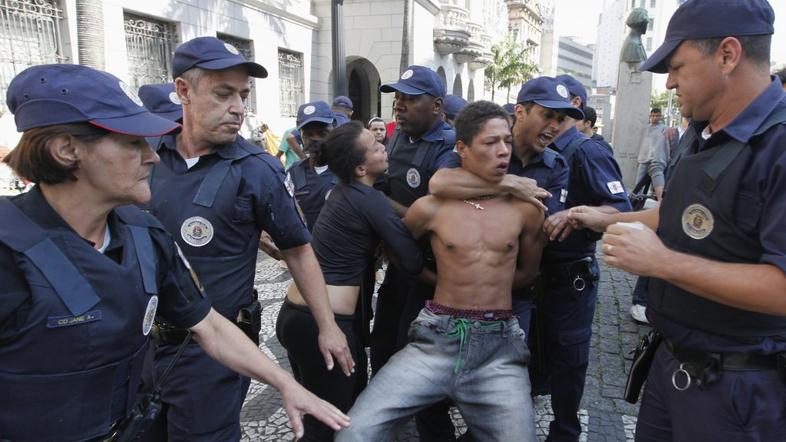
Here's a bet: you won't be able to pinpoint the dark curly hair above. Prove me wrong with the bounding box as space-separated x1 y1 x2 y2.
453 100 510 146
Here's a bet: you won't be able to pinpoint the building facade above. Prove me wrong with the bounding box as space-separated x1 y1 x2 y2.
506 0 543 68
0 0 510 133
555 36 593 90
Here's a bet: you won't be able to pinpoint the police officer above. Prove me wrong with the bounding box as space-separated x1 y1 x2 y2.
541 73 632 442
332 96 353 126
371 64 459 440
138 83 183 122
442 94 468 127
571 1 786 440
286 101 339 231
140 36 353 442
0 64 348 442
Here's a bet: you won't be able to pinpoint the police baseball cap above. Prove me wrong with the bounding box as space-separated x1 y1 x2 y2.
443 95 468 119
554 74 587 112
503 103 516 116
516 76 585 120
138 83 183 122
297 101 335 130
380 65 446 98
7 64 180 136
640 0 775 73
332 95 353 111
172 36 268 79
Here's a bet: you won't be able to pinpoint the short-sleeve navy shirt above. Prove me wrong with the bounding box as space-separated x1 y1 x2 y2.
508 148 569 215
146 135 310 318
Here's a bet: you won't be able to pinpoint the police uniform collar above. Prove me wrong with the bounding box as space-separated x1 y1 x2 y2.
713 78 785 144
551 126 581 152
348 180 375 194
410 119 451 143
158 134 252 160
14 186 122 251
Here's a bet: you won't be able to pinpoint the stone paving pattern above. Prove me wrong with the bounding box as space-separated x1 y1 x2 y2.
241 251 650 441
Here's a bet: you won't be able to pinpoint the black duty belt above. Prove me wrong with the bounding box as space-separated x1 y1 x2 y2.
664 339 777 371
663 338 784 391
542 256 596 291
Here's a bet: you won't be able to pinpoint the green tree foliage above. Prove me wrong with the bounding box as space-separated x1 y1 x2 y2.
485 34 538 102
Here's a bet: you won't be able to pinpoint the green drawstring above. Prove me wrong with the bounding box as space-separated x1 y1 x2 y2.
447 318 505 374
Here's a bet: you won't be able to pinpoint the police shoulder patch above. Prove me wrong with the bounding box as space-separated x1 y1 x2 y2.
606 181 624 194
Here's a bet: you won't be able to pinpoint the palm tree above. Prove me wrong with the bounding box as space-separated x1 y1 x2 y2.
485 35 538 102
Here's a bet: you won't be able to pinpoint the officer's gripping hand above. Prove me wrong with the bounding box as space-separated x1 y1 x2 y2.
601 222 669 277
543 209 574 242
280 377 351 439
501 175 550 212
568 205 612 233
318 324 356 376
258 231 284 260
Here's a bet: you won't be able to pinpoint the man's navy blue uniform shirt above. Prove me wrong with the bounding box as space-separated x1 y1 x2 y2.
147 135 310 318
652 78 786 353
508 148 569 215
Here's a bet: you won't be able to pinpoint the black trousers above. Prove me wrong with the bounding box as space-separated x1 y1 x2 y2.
275 299 367 442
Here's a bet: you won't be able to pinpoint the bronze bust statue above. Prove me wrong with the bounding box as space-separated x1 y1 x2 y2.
621 8 649 65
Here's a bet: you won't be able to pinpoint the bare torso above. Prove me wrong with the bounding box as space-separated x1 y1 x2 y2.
427 195 542 310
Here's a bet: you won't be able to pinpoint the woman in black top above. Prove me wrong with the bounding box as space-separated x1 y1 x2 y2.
276 121 431 441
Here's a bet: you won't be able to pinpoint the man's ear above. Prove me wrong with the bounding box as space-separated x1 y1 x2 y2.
355 164 367 178
174 77 191 105
455 139 468 159
433 97 443 116
717 36 743 76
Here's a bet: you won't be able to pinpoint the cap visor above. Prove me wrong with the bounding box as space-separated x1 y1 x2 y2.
379 82 427 95
639 39 681 74
197 59 269 78
90 111 181 137
533 100 585 120
297 116 335 130
153 109 183 123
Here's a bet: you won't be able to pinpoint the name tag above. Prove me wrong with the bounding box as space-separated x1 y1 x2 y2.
560 189 568 203
607 181 625 194
47 310 102 328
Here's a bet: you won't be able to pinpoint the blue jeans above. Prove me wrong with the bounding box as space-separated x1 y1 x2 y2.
336 308 537 442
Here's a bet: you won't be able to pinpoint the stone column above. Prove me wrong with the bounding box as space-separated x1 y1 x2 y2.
76 0 105 69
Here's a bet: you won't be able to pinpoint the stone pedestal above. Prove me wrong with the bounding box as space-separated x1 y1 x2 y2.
611 62 652 189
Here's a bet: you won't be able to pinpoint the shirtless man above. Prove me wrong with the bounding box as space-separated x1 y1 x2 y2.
336 101 544 442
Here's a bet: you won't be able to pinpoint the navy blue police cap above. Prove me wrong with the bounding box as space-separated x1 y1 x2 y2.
332 95 353 111
172 36 268 79
380 65 446 98
443 94 468 119
640 0 775 73
297 101 335 130
503 103 516 116
138 83 183 122
7 64 180 136
516 76 585 120
554 74 587 112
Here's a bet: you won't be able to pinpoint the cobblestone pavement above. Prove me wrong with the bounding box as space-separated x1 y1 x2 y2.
241 251 650 441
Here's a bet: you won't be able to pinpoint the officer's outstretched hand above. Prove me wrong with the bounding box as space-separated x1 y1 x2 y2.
280 378 351 439
601 222 669 277
318 324 356 376
568 205 612 233
543 209 574 242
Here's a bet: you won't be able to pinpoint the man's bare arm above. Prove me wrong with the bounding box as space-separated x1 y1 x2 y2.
404 195 439 240
569 205 659 232
513 204 545 289
429 168 549 211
